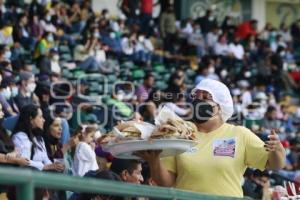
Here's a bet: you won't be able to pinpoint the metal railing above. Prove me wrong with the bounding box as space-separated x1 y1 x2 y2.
0 166 242 200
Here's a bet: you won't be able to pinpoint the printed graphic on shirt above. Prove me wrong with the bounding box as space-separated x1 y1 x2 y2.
213 138 236 158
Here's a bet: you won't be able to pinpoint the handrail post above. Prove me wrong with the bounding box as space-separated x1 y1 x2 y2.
17 182 34 200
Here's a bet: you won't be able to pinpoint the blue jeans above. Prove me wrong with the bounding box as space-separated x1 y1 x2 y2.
79 56 99 71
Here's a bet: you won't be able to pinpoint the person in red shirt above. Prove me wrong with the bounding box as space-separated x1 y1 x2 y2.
140 0 153 35
235 20 258 40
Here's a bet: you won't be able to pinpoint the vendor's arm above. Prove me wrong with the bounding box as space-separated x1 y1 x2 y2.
265 130 285 170
136 150 176 187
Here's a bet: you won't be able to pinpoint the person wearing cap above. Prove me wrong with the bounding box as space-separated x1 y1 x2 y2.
137 79 285 198
14 71 40 109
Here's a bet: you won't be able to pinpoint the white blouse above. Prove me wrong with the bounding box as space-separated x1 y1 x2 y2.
73 142 98 177
12 132 52 170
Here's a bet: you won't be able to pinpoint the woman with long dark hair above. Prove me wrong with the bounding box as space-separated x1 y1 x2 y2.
43 116 64 162
11 104 64 171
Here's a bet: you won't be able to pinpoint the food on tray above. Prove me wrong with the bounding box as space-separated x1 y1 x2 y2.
120 126 142 139
151 119 197 140
97 133 116 145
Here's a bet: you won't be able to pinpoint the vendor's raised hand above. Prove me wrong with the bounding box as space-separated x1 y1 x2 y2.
265 129 281 152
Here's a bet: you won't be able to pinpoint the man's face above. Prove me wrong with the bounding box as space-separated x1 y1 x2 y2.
145 77 154 88
123 164 143 184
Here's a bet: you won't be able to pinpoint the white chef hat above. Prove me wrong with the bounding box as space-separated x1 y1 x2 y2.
192 79 234 122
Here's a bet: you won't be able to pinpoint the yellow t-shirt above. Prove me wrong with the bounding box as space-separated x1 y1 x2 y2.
162 123 268 197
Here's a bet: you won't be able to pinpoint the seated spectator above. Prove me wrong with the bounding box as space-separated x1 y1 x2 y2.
163 93 191 117
0 76 18 117
0 103 29 166
205 26 219 52
77 170 123 200
43 116 64 163
136 74 155 103
34 31 54 60
110 158 144 184
235 19 258 40
0 24 13 46
14 71 39 109
214 35 230 56
262 106 284 139
11 104 64 171
228 37 245 60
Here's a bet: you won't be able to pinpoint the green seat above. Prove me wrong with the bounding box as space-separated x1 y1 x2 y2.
59 45 71 54
155 81 167 90
73 70 86 78
153 64 166 73
107 75 117 83
60 54 73 61
106 98 133 118
132 69 145 79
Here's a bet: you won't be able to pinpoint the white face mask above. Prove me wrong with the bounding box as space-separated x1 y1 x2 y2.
47 34 54 42
109 32 116 39
244 71 251 78
93 32 100 38
4 51 11 60
53 54 59 61
138 35 145 42
280 51 286 57
195 28 201 34
220 69 228 77
209 16 214 21
208 67 215 74
1 87 11 99
46 15 51 21
26 83 36 93
11 86 18 97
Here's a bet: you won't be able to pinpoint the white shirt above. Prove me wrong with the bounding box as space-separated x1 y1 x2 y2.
12 132 52 170
121 37 134 55
214 42 230 56
51 61 61 74
229 43 244 60
73 142 98 176
206 32 218 48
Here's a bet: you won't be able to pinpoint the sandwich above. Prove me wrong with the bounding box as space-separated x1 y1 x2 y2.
151 119 197 140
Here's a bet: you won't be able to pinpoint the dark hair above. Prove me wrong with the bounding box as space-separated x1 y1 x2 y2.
0 125 14 154
12 104 42 158
144 73 154 81
43 114 55 136
77 170 124 200
110 158 141 175
13 104 41 138
43 115 63 162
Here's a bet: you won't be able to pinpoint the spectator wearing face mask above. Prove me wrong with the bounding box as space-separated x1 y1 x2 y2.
0 76 18 117
34 31 54 60
14 71 40 109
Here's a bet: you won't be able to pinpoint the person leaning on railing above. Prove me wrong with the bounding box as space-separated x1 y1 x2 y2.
136 79 286 198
